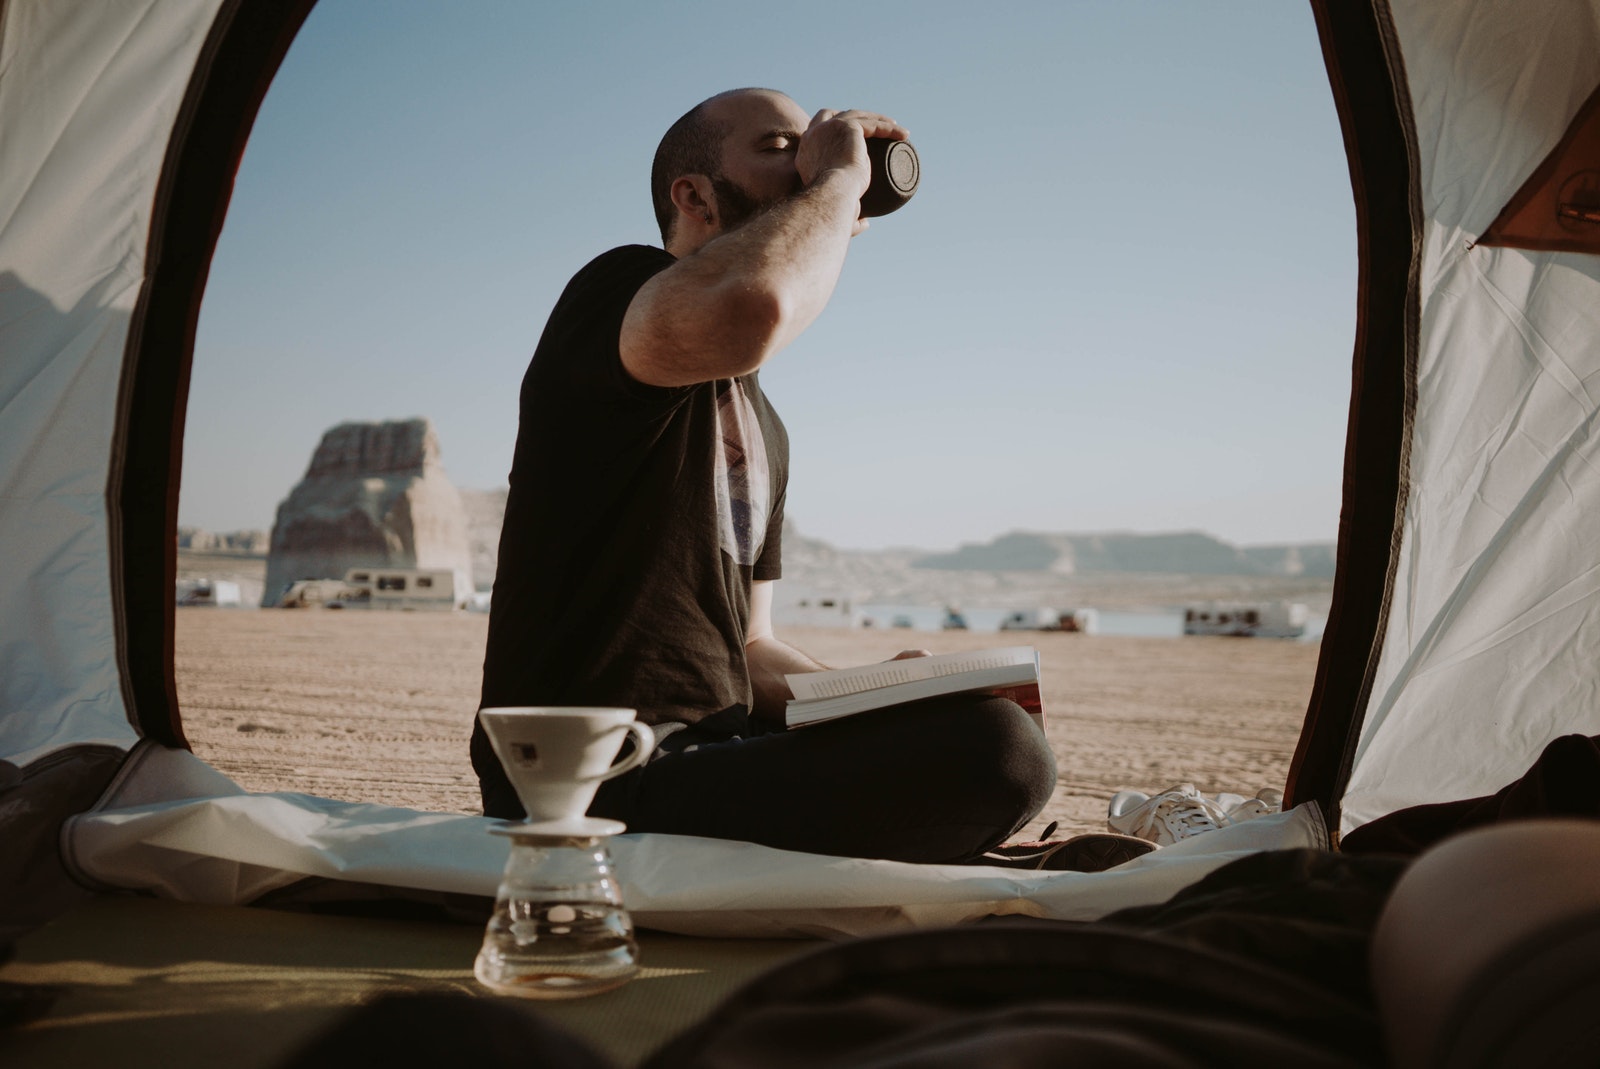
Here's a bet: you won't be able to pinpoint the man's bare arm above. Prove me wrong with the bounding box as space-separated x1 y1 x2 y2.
745 580 930 728
745 580 830 726
621 110 906 388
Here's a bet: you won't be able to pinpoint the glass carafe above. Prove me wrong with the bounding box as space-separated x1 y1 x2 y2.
474 830 638 998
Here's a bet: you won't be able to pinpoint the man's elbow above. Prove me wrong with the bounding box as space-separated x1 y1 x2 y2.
716 286 790 374
623 286 791 385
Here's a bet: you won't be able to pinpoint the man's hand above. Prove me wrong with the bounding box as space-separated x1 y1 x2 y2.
889 649 932 661
796 109 909 236
623 94 910 388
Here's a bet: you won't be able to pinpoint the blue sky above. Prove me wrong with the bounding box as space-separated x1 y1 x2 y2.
183 1 1355 551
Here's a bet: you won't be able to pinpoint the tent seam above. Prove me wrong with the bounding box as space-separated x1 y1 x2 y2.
108 0 242 746
1329 0 1424 836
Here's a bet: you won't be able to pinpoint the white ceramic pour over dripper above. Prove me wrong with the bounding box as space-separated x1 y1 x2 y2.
477 706 654 835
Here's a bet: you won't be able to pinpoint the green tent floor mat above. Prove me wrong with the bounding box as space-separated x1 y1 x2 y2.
0 895 810 1068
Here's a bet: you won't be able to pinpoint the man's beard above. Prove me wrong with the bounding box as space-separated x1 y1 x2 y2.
710 174 798 232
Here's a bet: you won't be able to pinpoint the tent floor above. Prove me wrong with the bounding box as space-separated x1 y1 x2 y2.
0 895 811 1067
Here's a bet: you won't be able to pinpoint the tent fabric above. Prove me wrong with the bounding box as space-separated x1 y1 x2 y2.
0 0 224 768
0 744 124 942
1288 0 1600 836
1341 732 1600 856
646 921 1379 1069
1339 0 1600 833
59 744 1327 939
0 0 314 772
1478 82 1600 255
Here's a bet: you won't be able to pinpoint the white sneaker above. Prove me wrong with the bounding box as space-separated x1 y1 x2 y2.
1108 785 1285 845
1106 784 1230 845
1224 787 1284 823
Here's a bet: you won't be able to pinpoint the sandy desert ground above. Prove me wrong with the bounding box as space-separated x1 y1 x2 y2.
176 608 1319 838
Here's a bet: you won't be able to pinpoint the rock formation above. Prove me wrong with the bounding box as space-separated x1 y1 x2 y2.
459 487 508 591
263 419 474 606
1241 542 1338 578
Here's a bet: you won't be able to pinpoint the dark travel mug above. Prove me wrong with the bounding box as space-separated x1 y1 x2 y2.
860 138 919 218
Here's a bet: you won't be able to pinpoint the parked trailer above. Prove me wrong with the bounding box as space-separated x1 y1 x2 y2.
1183 600 1308 639
175 579 242 607
1001 607 1099 633
999 608 1062 632
336 568 460 611
782 593 865 629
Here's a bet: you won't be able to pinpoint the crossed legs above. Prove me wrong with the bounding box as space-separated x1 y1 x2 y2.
582 694 1057 864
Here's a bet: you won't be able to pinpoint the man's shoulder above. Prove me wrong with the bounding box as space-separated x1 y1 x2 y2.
526 245 682 400
567 244 676 289
592 243 675 264
543 245 676 326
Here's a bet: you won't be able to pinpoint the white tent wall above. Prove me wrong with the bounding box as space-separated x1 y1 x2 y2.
1341 1 1600 833
0 0 226 767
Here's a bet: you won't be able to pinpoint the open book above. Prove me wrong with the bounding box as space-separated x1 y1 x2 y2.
785 646 1044 730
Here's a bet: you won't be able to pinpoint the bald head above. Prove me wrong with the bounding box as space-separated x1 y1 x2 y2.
650 88 794 245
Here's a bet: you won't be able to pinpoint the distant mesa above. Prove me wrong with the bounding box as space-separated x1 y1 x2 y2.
178 527 269 554
263 418 475 607
909 530 1336 578
1240 542 1337 578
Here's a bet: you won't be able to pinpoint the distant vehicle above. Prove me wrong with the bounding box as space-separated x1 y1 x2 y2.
1183 601 1309 639
274 578 356 608
1055 608 1100 635
784 593 865 629
941 607 969 630
333 568 460 611
998 607 1099 633
999 608 1062 632
175 578 242 607
998 604 1049 630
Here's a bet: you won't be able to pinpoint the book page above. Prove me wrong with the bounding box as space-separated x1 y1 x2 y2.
786 646 1037 702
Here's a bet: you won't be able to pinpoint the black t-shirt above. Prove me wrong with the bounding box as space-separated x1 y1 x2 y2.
480 245 788 739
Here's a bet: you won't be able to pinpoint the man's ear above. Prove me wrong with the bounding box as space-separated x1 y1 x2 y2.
670 174 715 227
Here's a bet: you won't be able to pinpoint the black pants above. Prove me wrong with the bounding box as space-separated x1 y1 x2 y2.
473 695 1056 865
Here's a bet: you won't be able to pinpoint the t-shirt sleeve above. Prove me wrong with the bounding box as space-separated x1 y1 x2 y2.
533 245 680 407
753 483 784 581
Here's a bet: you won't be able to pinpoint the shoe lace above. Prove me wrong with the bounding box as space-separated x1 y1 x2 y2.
1134 789 1229 842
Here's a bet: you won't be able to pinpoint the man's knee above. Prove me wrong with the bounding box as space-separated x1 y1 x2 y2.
914 695 1057 817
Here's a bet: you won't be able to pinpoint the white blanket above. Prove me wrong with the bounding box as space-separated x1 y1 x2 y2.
64 743 1327 939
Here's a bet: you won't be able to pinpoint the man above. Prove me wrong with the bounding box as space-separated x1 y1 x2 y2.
475 88 1055 863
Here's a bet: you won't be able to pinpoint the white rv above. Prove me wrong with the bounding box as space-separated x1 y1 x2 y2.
782 593 864 629
999 608 1062 632
174 579 242 607
336 568 459 611
1183 600 1309 639
999 607 1099 633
